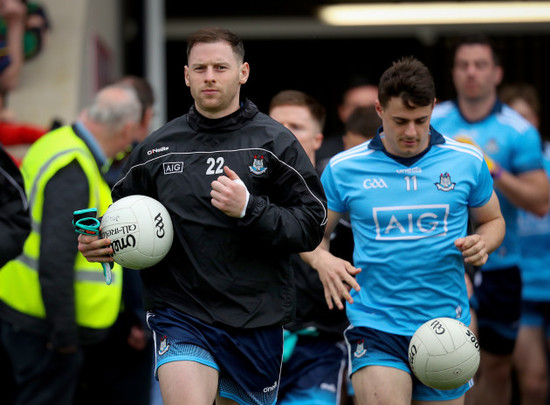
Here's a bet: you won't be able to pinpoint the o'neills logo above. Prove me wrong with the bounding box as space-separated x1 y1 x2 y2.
147 146 169 155
101 224 137 238
263 381 277 393
112 234 136 253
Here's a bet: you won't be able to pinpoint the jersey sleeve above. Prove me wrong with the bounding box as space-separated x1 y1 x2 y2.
240 134 327 253
469 158 494 208
511 126 544 173
320 161 347 213
111 145 157 202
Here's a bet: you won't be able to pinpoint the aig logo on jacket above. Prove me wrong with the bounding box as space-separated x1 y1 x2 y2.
163 162 184 175
363 178 388 189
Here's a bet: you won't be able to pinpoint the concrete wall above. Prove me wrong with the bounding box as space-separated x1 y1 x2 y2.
8 0 123 128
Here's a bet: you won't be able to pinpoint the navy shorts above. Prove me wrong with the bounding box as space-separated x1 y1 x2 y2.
344 326 471 402
147 307 283 405
278 335 347 405
520 300 550 336
472 266 522 354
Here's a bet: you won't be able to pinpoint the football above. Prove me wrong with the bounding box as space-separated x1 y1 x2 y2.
100 195 174 270
408 317 480 390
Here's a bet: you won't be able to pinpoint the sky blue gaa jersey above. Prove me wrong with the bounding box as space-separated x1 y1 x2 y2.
517 142 550 302
431 100 544 271
321 128 493 335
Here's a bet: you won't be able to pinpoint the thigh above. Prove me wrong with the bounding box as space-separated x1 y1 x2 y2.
352 365 412 405
514 325 547 376
345 326 471 403
148 308 283 405
158 360 219 405
216 396 240 405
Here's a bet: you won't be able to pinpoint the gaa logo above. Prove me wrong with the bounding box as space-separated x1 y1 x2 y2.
363 178 388 189
154 213 165 238
429 319 447 335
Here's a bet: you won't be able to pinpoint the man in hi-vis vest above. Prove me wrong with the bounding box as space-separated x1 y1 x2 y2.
0 84 140 405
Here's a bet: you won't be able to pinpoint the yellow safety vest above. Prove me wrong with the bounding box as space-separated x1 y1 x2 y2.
0 126 122 329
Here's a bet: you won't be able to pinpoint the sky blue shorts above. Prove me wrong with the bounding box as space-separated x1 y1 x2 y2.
345 325 472 402
520 300 550 337
147 307 283 405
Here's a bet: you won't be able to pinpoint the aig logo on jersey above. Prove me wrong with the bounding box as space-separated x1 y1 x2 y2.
363 178 388 189
163 162 184 175
373 204 449 240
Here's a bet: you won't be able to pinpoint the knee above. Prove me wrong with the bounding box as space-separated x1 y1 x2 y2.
520 371 548 397
480 355 513 381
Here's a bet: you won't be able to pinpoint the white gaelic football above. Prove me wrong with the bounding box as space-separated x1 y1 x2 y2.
100 195 173 270
408 317 480 390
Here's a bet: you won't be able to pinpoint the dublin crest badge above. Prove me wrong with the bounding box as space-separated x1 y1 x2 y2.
249 155 267 175
435 172 456 192
159 335 170 355
354 339 367 358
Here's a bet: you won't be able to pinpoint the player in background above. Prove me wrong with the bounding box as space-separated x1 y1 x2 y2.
499 83 550 405
302 56 505 405
316 78 378 167
78 27 326 405
431 34 549 405
341 106 381 152
269 89 351 405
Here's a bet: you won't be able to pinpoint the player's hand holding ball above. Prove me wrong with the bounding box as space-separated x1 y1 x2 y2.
78 233 115 263
99 195 174 270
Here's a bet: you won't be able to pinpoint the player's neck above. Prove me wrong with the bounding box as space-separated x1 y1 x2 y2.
457 93 497 123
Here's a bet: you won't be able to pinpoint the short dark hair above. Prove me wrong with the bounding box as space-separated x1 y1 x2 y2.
378 56 435 109
117 75 155 121
340 75 377 103
186 27 245 63
345 106 380 139
269 90 326 130
452 33 501 66
499 83 540 115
